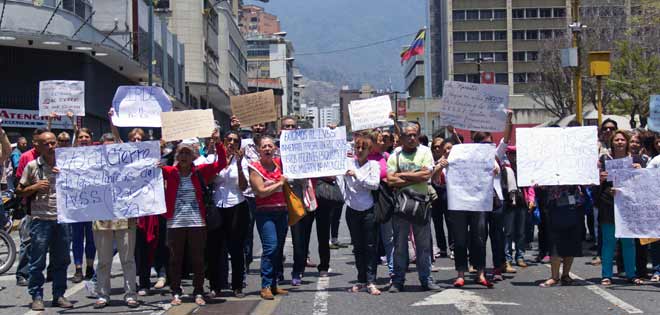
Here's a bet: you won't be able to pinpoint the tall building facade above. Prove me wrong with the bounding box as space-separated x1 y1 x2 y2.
319 104 340 128
240 5 281 36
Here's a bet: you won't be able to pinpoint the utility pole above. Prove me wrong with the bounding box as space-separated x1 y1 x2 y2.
571 0 583 125
148 0 154 86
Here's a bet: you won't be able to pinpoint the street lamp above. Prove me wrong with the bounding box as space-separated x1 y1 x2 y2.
464 56 493 75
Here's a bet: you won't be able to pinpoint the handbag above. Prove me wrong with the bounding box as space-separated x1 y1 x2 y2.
315 178 343 202
391 151 430 224
283 182 306 226
196 170 222 230
373 181 394 224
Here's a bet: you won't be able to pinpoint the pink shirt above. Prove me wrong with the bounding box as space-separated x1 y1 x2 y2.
367 152 389 180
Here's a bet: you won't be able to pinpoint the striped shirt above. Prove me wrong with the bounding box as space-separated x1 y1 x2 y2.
168 175 205 228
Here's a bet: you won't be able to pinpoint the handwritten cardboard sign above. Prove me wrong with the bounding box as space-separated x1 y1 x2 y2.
516 126 599 186
649 95 660 132
614 168 660 238
280 126 348 179
446 143 495 212
111 86 172 127
38 80 85 117
605 156 633 182
161 109 215 141
439 81 509 132
348 95 394 131
55 141 166 223
230 90 277 127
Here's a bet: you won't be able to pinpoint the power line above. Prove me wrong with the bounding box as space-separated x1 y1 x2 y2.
295 31 418 56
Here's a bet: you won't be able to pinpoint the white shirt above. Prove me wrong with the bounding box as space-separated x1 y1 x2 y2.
336 159 380 211
648 155 660 169
212 157 248 208
194 154 216 166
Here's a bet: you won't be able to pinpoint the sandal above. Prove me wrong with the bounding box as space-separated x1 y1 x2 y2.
195 294 206 306
348 283 365 293
453 278 465 288
366 284 381 296
126 297 139 308
93 298 108 309
651 274 660 282
629 278 644 286
539 278 559 288
601 278 612 286
560 275 574 286
170 295 182 306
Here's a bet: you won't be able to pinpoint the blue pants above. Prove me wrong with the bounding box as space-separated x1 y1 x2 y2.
392 215 433 286
255 211 288 289
380 219 395 275
601 223 635 279
28 220 71 299
504 205 527 262
71 222 95 266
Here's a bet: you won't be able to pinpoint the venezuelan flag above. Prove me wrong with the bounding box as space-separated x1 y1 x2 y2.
400 29 425 64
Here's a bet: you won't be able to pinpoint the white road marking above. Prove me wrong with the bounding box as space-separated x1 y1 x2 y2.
412 288 518 315
312 273 330 315
568 271 644 314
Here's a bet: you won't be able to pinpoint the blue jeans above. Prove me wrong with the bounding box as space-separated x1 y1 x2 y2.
380 219 394 275
601 223 635 279
255 210 288 289
28 220 71 299
392 215 433 286
504 205 527 262
71 222 95 266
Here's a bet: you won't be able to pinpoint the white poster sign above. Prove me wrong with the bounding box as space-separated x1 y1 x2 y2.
0 108 78 129
649 95 660 132
614 168 660 238
280 126 348 179
55 141 166 223
446 143 495 212
111 86 172 127
38 80 85 117
516 126 599 186
439 81 509 132
348 95 394 131
605 156 633 182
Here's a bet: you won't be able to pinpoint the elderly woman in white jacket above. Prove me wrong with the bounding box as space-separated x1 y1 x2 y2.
337 133 381 295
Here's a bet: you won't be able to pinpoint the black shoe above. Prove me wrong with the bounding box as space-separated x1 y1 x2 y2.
422 282 442 291
72 268 83 283
16 277 28 287
85 266 94 280
52 296 74 309
388 284 404 293
46 273 53 282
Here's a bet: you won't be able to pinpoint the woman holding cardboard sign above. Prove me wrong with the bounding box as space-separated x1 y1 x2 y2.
248 135 290 301
160 129 226 306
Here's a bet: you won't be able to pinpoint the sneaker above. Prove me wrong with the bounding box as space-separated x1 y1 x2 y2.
422 282 442 291
291 277 302 286
233 289 245 298
16 277 28 287
52 296 74 309
388 284 403 293
516 259 528 268
31 298 45 311
260 288 274 300
449 250 455 260
504 262 517 273
72 268 83 283
154 277 166 289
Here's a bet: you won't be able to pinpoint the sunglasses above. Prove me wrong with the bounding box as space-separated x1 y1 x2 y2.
602 127 615 131
226 137 240 143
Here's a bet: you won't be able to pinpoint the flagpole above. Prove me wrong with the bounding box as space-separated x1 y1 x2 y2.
424 0 430 136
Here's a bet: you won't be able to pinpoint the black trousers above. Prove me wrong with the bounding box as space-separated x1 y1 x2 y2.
291 198 332 276
450 211 488 272
207 202 250 291
346 207 379 284
431 188 452 253
487 206 506 269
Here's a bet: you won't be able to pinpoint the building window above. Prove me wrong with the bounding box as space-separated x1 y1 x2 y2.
554 8 566 17
480 31 493 41
495 52 507 62
493 9 506 19
514 73 527 83
453 10 466 20
494 31 507 40
526 8 538 18
527 51 539 61
466 52 479 60
540 8 552 18
480 52 494 61
526 30 539 40
466 31 479 41
467 74 480 83
540 29 553 39
454 53 466 62
554 29 566 38
454 74 467 82
513 30 525 40
512 9 525 19
513 51 526 61
466 10 479 20
528 73 540 82
480 9 493 20
496 73 508 84
453 31 465 41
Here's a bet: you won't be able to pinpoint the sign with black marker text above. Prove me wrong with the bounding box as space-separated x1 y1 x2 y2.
280 127 348 179
439 81 509 132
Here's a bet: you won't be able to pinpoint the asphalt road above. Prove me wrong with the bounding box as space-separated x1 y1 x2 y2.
0 215 659 315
